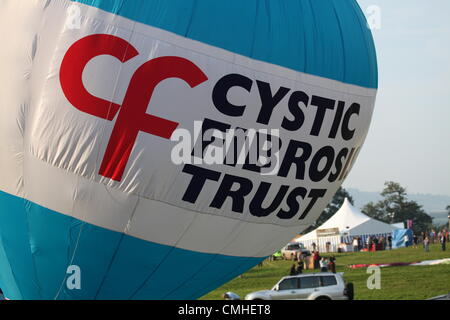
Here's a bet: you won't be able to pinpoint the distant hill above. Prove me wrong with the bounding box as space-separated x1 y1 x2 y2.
430 211 449 226
346 188 450 226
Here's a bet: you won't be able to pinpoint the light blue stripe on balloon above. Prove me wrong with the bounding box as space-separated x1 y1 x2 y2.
70 0 378 89
0 190 263 300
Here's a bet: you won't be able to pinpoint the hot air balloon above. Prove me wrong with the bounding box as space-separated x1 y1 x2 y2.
0 0 377 299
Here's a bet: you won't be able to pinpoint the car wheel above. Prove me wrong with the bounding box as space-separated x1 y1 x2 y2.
315 296 331 300
345 283 354 300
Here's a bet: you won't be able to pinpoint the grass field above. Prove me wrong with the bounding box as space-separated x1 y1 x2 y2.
201 244 450 300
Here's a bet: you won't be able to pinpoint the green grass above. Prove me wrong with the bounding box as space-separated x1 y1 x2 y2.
201 244 450 300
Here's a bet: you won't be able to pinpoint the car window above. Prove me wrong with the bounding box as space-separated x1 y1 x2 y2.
278 278 299 291
321 276 338 287
287 244 299 250
299 276 320 289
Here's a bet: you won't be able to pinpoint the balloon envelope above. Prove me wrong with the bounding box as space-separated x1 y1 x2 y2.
0 0 377 299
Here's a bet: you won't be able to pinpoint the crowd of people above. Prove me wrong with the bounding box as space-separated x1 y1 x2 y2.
347 229 449 253
289 251 336 276
350 235 393 252
285 229 449 278
420 230 448 252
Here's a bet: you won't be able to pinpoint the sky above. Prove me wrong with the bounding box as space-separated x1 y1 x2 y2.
342 0 450 196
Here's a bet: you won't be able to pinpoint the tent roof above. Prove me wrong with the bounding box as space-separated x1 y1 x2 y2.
299 198 398 241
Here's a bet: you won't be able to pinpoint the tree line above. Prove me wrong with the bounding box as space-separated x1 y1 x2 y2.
309 181 447 234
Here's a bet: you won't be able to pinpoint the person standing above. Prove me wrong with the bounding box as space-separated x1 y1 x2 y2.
387 235 393 250
296 251 302 262
404 233 410 247
328 256 336 273
325 242 331 253
440 232 447 251
424 236 430 252
352 237 359 252
413 234 418 248
421 232 426 249
319 257 329 272
296 260 304 274
373 237 379 251
290 264 298 276
313 251 320 270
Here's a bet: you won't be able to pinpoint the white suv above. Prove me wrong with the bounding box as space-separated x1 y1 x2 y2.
245 273 353 300
281 242 311 260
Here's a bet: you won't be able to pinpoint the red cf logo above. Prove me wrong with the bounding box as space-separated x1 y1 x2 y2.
60 34 208 181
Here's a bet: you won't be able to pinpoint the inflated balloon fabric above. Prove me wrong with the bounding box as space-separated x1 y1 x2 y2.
0 0 377 300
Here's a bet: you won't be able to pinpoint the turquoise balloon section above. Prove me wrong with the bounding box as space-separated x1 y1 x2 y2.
72 0 378 88
0 191 263 299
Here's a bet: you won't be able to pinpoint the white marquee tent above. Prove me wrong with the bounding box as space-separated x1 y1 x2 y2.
297 198 401 252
